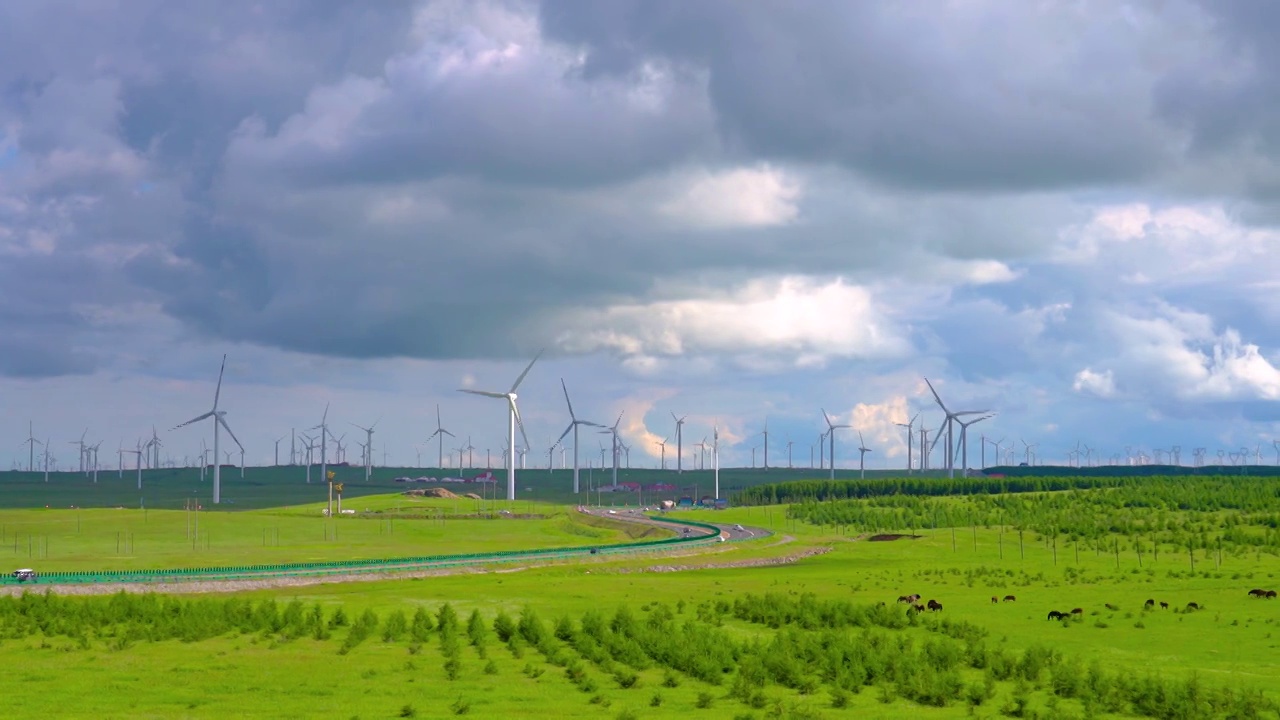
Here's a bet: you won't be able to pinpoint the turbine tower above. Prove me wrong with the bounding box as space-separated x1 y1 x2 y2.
350 418 378 481
308 403 332 487
427 404 455 469
672 413 687 473
821 409 851 480
24 422 41 473
459 350 541 501
556 379 600 494
924 378 988 479
953 414 992 477
598 412 624 488
894 413 919 473
759 417 769 471
857 431 871 479
173 354 241 504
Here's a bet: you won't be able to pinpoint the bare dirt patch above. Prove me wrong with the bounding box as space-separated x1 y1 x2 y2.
866 533 923 542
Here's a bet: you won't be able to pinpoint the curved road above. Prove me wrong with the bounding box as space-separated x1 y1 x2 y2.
1 510 761 590
579 507 767 541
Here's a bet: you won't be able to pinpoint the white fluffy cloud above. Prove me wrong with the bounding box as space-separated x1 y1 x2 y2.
555 276 910 364
658 165 801 228
1072 368 1116 398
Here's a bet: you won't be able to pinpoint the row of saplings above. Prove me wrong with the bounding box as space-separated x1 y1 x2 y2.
1 590 1277 718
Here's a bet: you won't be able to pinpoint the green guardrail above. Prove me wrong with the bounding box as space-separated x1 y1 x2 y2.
0 514 726 586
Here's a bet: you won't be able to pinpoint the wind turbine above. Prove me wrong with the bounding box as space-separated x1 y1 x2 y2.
953 414 992 477
24 422 41 473
125 440 144 490
350 419 379 481
671 413 687 473
308 404 333 487
598 412 624 488
173 354 241 504
712 423 721 499
89 441 102 483
857 431 871 479
427 404 455 470
821 409 850 480
759 417 769 471
274 435 287 466
786 439 794 469
459 350 541 501
70 430 87 473
894 413 919 473
657 437 668 471
556 379 601 494
924 378 988 479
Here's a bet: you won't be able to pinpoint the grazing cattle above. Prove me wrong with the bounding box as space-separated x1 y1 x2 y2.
991 596 999 604
1003 595 1016 602
1144 599 1155 609
927 599 943 612
912 604 926 613
1070 608 1083 616
1268 591 1277 599
1186 602 1199 611
898 594 921 604
1160 602 1168 610
1047 610 1067 620
1248 589 1267 598
1104 603 1119 611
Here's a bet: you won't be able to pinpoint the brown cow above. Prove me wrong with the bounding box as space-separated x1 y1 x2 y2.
1070 608 1083 616
927 599 943 612
1104 603 1119 611
1003 595 1016 602
911 604 925 613
1186 602 1200 611
991 596 998 604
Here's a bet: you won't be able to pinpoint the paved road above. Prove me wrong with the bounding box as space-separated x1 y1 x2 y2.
580 507 766 541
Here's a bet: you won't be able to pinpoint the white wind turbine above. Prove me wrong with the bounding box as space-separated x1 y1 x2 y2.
758 417 770 471
459 351 541 501
308 404 333 486
671 413 687 473
924 378 988 479
350 419 378 481
895 413 919 473
124 440 143 490
822 409 850 480
598 412 624 488
857 431 871 479
173 354 241 504
427 404 455 470
556 379 601 494
657 437 668 471
24 421 41 473
274 435 287 466
952 414 992 477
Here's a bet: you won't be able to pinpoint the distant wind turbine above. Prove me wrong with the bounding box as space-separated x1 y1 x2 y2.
427 404 455 470
556 379 601 494
172 354 241 504
822 409 851 480
459 350 541 501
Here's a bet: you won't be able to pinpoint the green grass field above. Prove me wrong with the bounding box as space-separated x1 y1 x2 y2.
1 477 1279 718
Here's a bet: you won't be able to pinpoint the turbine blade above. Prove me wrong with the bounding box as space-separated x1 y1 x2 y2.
442 429 455 438
510 349 543 393
218 415 244 452
512 400 530 451
561 379 577 420
459 389 507 399
822 408 834 429
213 354 227 409
923 377 949 414
557 423 575 445
173 411 215 430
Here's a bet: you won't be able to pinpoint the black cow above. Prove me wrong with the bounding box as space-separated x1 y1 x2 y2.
1047 610 1067 620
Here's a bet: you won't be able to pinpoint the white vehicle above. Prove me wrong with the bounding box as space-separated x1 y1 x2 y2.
12 569 36 583
607 510 618 515
734 524 744 531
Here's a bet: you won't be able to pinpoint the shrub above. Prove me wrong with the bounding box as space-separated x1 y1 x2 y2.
696 691 714 708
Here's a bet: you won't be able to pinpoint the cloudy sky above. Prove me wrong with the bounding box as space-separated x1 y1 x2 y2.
3 0 1280 472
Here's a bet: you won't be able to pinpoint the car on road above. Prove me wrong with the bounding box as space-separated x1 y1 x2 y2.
607 510 617 515
12 569 36 583
734 524 744 531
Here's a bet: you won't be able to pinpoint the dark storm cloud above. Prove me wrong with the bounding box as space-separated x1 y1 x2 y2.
539 0 1187 191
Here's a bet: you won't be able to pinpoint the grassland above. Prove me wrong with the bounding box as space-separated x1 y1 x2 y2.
1 476 1279 718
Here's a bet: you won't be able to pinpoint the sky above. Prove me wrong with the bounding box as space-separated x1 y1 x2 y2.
3 0 1280 472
